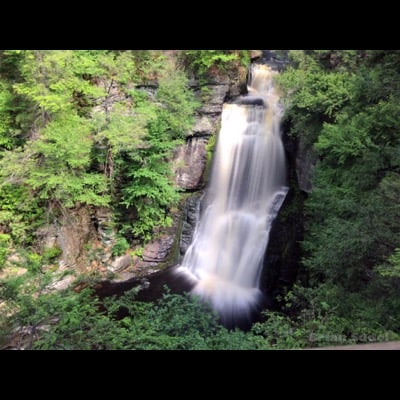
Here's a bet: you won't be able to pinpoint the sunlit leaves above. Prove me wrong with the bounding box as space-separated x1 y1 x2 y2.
93 102 148 156
182 50 241 75
0 50 200 245
280 51 400 292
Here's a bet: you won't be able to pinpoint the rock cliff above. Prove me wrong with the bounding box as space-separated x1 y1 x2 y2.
31 51 313 299
37 64 247 291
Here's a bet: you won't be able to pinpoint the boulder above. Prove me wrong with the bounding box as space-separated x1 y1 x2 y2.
110 254 132 272
56 207 94 269
141 234 175 262
190 115 213 136
198 84 230 114
173 137 208 190
250 50 263 60
179 193 202 258
295 136 316 193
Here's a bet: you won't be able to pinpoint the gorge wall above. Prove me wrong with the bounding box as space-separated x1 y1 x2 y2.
36 50 314 301
173 51 312 309
34 59 249 291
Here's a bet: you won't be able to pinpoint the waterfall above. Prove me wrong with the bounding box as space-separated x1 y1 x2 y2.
176 64 288 325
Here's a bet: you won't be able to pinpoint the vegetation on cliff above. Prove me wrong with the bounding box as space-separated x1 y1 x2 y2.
0 50 200 249
2 50 400 349
273 50 400 345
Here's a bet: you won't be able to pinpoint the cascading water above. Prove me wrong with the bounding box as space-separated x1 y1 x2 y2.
176 64 288 325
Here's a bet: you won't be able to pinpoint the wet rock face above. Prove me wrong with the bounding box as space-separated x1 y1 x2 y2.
259 50 291 72
172 78 231 192
179 193 202 259
34 69 244 289
281 118 316 195
261 187 305 307
198 84 230 114
173 137 208 190
295 136 316 193
234 97 265 106
142 235 176 263
260 110 313 307
144 75 237 273
192 115 213 134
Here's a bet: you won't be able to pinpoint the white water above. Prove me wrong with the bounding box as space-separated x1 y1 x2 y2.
176 65 288 322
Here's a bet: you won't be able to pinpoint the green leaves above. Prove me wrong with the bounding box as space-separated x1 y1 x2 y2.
317 113 377 165
156 67 199 138
8 280 396 350
182 50 241 75
277 50 400 338
0 233 10 269
0 82 14 150
113 66 198 241
93 102 148 157
111 236 129 257
19 113 110 207
38 113 92 168
0 50 201 245
2 284 267 350
278 64 351 119
280 50 400 283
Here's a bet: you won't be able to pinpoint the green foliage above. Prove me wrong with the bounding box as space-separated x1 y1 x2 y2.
12 51 103 119
111 236 129 257
0 82 14 150
1 284 266 350
92 103 148 158
277 50 400 340
26 252 43 273
156 67 200 138
42 246 62 263
114 67 199 241
277 54 352 144
19 113 110 208
129 50 168 84
0 50 201 256
181 50 250 76
5 279 396 350
251 284 400 348
206 131 217 156
0 184 44 245
3 277 399 350
378 248 400 278
0 233 10 269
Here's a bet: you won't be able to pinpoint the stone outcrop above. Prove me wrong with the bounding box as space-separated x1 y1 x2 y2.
172 74 235 191
295 136 316 193
261 103 315 307
173 137 208 190
250 50 263 60
198 84 230 114
110 254 132 272
142 235 175 263
191 115 213 135
179 193 202 259
138 73 235 270
55 207 96 270
121 209 182 280
37 206 115 272
94 53 314 314
103 73 237 283
33 62 248 290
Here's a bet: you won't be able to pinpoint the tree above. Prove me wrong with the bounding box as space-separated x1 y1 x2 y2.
277 50 400 337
